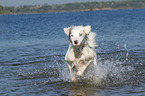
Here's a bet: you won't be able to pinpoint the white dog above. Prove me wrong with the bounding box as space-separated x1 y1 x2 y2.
64 25 97 81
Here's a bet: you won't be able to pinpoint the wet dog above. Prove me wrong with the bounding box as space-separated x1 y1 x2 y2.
64 25 97 81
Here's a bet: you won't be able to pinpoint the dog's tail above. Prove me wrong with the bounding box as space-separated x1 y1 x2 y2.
88 32 98 65
88 32 97 48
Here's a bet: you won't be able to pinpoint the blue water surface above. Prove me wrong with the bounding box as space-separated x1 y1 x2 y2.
0 9 145 96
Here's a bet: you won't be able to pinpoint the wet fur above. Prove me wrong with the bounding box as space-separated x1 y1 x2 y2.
64 25 97 81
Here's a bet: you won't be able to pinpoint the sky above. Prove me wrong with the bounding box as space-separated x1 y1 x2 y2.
0 0 119 7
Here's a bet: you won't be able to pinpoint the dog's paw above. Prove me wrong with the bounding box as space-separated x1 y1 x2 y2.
71 76 77 82
77 71 83 77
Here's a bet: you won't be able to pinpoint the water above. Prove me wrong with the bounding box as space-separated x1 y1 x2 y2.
0 9 145 96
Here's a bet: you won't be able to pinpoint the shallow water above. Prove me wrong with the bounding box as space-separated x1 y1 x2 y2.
0 9 145 96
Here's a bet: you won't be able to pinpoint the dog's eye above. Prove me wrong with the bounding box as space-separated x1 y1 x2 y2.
71 35 74 37
79 33 82 37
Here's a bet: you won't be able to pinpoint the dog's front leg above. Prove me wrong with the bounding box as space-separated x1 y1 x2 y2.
77 59 93 76
67 64 76 82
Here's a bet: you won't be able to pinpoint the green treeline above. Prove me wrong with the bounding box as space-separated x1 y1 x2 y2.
1 0 145 14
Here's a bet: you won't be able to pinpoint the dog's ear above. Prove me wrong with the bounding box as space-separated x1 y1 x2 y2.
84 25 91 35
64 27 70 36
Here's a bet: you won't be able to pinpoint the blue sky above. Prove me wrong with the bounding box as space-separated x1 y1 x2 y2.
1 0 118 7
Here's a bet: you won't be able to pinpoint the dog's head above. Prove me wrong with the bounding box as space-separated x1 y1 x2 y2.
64 25 91 47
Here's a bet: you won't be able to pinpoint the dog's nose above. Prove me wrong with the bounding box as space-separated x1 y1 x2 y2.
74 40 78 44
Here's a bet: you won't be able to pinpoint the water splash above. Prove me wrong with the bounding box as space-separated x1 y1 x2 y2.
17 50 143 87
124 44 129 60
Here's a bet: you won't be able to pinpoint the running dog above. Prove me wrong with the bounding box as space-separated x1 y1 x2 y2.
64 25 97 81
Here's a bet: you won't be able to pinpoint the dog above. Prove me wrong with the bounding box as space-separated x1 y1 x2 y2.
64 25 97 81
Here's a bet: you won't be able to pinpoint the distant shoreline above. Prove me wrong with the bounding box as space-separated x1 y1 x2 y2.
0 8 117 15
1 0 145 14
1 8 113 15
1 8 143 15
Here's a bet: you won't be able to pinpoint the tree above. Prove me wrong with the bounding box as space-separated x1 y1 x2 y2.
0 2 2 9
0 2 2 14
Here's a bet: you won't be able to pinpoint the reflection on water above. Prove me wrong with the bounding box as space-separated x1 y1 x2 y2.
69 84 100 96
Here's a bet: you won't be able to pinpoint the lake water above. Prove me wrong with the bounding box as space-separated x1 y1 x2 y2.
0 9 145 96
